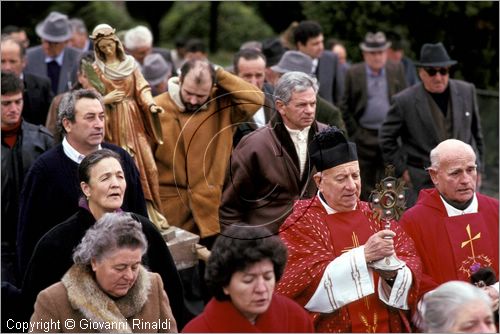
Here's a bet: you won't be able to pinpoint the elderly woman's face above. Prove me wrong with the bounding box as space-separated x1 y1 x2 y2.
449 299 496 333
223 259 275 323
81 157 126 213
91 247 142 298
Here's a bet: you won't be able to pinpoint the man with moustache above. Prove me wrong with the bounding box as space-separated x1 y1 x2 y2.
154 59 263 245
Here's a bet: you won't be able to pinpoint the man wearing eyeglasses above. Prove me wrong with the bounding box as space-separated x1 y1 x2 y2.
379 43 484 207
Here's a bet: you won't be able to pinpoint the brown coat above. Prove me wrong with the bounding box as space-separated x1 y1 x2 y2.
154 68 264 238
30 265 177 333
220 116 327 233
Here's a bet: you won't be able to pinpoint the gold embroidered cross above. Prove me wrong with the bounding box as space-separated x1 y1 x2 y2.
342 232 360 253
461 224 481 258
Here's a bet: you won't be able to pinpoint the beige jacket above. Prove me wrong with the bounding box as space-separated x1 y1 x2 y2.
30 265 177 333
154 68 264 238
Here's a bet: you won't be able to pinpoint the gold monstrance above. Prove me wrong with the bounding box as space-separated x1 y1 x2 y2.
368 165 406 271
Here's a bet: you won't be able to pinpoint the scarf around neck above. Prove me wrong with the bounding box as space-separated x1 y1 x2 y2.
94 55 137 81
62 264 152 333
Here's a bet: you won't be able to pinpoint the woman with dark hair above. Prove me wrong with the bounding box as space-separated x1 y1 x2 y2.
21 149 185 328
89 23 167 229
182 225 313 332
30 212 177 332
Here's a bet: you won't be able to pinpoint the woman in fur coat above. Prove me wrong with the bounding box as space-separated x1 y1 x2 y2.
29 212 177 333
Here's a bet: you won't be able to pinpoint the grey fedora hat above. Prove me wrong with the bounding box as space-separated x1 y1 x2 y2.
271 50 313 74
35 11 72 42
142 53 171 86
359 31 391 52
414 42 457 67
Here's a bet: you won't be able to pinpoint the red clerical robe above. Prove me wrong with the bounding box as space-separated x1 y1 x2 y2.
277 196 421 333
182 294 314 333
400 188 499 299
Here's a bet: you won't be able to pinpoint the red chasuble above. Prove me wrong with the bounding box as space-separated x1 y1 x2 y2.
182 294 314 333
401 188 499 299
277 196 421 332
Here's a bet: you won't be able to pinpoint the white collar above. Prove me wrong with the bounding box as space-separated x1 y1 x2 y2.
62 137 102 164
44 50 65 66
440 193 478 217
317 190 357 214
284 124 310 141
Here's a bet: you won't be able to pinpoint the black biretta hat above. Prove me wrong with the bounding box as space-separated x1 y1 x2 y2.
309 126 358 171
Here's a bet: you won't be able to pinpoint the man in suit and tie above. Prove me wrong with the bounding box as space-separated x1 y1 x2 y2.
1 38 53 125
341 31 407 200
379 43 484 206
293 20 344 106
24 11 81 95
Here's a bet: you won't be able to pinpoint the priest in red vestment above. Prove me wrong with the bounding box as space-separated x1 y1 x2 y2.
277 127 422 332
400 139 499 306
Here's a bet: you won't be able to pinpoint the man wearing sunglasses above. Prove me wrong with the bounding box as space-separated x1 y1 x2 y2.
380 42 484 207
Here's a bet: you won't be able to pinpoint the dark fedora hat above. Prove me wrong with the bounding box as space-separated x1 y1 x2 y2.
261 38 285 67
359 31 391 52
415 42 457 67
35 11 72 42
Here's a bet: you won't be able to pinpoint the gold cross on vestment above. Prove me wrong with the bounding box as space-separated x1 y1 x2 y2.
342 232 360 253
461 224 481 258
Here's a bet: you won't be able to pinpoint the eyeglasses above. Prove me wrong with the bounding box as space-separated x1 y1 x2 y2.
424 67 449 76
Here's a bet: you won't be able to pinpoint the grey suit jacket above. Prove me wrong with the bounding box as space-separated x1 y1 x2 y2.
340 61 407 138
24 45 81 94
379 80 485 178
316 50 344 106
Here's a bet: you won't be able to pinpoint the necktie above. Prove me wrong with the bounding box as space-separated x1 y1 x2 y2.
47 60 61 95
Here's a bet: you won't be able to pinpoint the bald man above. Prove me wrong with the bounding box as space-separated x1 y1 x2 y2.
400 139 498 304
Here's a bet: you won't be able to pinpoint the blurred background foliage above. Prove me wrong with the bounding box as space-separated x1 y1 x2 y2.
159 2 274 52
2 1 497 90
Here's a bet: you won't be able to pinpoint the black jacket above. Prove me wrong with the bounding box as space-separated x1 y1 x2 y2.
22 73 54 126
17 143 147 277
1 121 54 249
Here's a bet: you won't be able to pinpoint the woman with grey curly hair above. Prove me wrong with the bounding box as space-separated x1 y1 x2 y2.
30 212 177 333
182 225 313 332
417 280 496 333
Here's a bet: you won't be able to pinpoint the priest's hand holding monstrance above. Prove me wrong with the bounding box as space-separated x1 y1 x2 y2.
368 165 407 279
